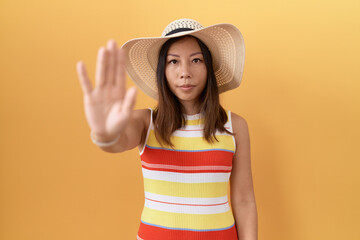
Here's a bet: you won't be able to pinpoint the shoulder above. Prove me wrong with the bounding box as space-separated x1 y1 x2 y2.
230 112 249 133
230 112 250 143
132 108 152 129
133 108 151 119
132 109 152 150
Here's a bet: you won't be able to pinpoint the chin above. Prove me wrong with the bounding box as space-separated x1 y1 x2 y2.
176 95 199 103
171 88 203 103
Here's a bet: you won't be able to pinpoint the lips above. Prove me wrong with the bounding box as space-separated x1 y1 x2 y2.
179 84 195 90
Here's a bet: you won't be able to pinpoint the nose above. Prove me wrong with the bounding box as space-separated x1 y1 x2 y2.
179 62 191 79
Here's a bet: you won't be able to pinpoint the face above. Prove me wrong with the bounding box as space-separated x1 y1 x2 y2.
165 37 207 106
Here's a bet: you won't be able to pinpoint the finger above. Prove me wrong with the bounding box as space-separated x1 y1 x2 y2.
122 87 137 114
106 39 117 85
115 48 127 99
76 61 93 95
95 47 108 88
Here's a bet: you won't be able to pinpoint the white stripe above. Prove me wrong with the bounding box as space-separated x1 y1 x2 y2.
224 120 232 129
144 191 228 205
180 124 205 130
227 110 236 151
139 108 153 156
142 168 230 183
144 198 230 214
184 113 203 120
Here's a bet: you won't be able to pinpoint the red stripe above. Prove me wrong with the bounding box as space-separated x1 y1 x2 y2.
141 148 233 167
137 221 238 240
145 197 228 207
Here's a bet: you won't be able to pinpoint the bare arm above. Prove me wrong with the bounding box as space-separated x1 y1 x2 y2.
230 112 258 240
76 39 147 153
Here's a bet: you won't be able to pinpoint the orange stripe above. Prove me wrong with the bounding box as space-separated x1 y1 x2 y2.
137 221 238 239
141 148 233 167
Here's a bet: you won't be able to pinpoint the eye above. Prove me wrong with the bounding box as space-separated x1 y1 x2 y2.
168 59 178 64
192 58 202 63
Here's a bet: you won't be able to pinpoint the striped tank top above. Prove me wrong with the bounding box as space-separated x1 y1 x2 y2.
137 108 238 240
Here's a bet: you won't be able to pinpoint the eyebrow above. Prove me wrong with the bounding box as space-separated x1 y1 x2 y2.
167 52 203 57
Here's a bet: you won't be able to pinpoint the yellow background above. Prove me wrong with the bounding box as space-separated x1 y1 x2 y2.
1 0 359 239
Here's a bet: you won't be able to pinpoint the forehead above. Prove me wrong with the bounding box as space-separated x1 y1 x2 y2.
167 36 201 54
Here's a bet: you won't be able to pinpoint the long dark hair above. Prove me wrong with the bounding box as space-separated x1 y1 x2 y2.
153 35 233 147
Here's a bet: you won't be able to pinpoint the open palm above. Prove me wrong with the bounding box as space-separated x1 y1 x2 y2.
76 39 137 141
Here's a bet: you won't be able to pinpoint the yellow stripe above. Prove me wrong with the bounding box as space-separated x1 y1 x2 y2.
147 131 235 152
141 206 235 230
185 118 205 125
144 178 228 198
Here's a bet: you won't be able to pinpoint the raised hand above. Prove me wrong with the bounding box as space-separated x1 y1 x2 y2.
76 39 137 142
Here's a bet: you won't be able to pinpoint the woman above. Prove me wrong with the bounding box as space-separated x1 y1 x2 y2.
76 19 257 240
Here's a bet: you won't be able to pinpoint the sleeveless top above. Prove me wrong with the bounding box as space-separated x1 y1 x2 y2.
136 108 238 240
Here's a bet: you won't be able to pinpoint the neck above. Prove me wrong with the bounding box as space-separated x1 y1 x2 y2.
180 100 201 115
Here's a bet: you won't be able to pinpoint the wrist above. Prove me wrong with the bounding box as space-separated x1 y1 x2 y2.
90 131 120 147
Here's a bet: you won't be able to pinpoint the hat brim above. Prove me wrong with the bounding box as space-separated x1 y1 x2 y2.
121 23 245 100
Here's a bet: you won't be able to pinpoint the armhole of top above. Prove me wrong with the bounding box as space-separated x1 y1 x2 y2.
228 110 237 151
139 108 153 156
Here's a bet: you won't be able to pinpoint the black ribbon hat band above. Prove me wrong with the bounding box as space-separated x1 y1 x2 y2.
165 28 194 36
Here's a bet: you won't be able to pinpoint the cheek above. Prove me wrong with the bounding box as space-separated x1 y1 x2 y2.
165 67 173 81
199 67 207 84
165 71 176 93
165 68 178 84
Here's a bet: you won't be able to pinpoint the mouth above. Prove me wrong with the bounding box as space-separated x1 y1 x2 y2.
179 84 195 90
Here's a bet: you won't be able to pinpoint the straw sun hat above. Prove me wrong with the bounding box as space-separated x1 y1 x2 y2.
121 18 245 100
